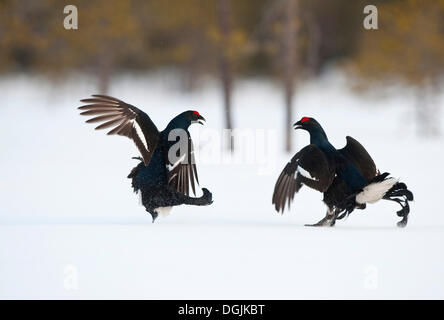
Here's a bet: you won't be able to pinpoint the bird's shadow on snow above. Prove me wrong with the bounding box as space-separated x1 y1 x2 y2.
2 217 443 233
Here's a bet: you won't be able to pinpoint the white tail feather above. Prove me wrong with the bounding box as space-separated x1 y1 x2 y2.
155 206 173 217
356 178 398 204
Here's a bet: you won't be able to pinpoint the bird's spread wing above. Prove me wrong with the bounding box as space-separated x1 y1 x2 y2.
79 95 159 166
167 132 199 196
272 144 335 213
338 136 377 181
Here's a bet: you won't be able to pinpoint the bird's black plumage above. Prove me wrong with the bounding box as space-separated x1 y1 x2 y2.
272 117 413 227
79 95 213 222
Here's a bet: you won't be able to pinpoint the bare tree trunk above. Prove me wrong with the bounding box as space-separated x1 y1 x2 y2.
181 38 203 92
305 10 321 77
430 80 442 136
415 87 427 136
416 83 441 137
282 0 298 152
217 0 234 152
98 49 113 94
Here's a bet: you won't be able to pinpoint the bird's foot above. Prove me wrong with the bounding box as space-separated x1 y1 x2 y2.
150 211 158 223
305 215 336 227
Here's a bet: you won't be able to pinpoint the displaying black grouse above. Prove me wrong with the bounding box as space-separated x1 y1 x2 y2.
272 117 413 227
79 95 213 222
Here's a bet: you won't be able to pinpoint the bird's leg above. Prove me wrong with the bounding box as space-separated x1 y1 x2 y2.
305 207 336 227
145 207 158 223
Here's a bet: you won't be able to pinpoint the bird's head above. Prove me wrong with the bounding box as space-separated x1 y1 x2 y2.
189 110 206 125
293 117 322 133
171 110 206 129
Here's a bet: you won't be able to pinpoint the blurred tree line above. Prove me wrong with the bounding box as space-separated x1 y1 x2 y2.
0 0 443 149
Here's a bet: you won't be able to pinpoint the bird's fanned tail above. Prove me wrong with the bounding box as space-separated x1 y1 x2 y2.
382 181 414 228
360 172 414 227
335 172 414 227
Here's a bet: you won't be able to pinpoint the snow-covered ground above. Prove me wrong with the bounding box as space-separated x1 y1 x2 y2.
0 72 443 299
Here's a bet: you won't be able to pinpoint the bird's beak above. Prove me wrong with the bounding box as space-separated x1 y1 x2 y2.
293 120 303 130
197 115 206 125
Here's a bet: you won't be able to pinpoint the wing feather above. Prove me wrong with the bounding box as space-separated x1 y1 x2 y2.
167 132 200 196
339 136 377 181
79 95 159 166
272 145 335 213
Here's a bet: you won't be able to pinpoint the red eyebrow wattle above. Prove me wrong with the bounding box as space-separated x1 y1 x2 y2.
193 111 200 116
301 117 310 123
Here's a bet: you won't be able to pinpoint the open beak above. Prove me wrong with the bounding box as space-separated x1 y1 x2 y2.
197 115 206 125
293 120 303 130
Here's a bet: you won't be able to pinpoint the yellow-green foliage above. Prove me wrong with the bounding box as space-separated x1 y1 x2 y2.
351 0 444 87
0 0 443 86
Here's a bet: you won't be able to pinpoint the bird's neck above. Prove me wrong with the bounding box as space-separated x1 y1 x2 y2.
161 119 190 147
164 118 190 133
309 128 329 147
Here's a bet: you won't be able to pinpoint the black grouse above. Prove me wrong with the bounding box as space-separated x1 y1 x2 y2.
79 95 213 222
272 117 413 227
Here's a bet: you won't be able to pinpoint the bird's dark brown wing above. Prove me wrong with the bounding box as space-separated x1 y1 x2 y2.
272 145 335 213
338 136 377 181
167 132 199 196
78 95 159 166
